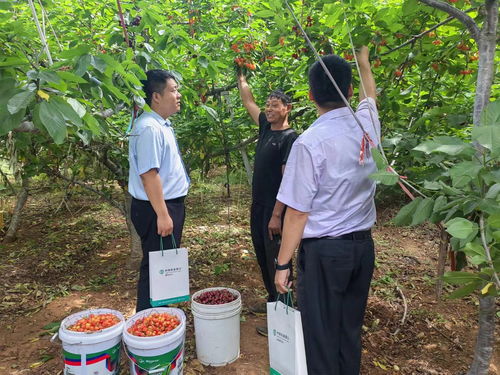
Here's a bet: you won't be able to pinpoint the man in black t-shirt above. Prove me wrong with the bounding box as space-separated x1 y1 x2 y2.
237 73 298 336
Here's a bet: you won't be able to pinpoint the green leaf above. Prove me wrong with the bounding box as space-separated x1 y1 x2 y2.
59 45 91 59
198 56 209 69
42 321 61 332
66 98 86 118
124 72 142 88
369 170 399 185
0 57 29 67
423 180 441 190
51 97 82 127
255 10 275 17
447 281 481 299
35 101 67 144
488 213 500 229
433 196 447 213
411 198 434 226
83 113 101 135
471 126 500 154
449 161 482 188
75 54 91 77
7 91 34 115
371 148 387 170
0 1 13 10
56 71 88 84
485 183 500 200
414 136 470 156
445 218 478 240
443 271 482 285
201 104 219 121
463 242 487 265
102 82 129 102
393 197 422 226
0 107 25 135
439 181 462 196
39 71 61 84
90 56 107 73
480 100 500 127
402 0 419 15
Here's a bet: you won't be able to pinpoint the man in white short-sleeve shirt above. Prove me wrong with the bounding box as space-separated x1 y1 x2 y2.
274 47 379 374
128 69 189 312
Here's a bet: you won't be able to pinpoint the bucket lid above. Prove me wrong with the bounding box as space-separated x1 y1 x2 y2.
58 308 125 345
123 307 186 350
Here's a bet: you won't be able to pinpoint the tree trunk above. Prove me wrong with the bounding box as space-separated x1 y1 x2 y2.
435 227 449 299
473 0 498 126
468 2 498 372
3 177 29 244
467 296 496 375
123 191 142 270
239 146 252 185
418 2 498 372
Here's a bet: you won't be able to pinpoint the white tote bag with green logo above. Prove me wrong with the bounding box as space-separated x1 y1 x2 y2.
267 296 308 375
149 236 190 306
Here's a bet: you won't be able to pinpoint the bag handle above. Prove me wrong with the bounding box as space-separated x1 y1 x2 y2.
160 234 178 256
274 289 294 314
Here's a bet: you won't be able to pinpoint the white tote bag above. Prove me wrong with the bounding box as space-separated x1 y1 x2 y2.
149 236 190 306
267 294 308 375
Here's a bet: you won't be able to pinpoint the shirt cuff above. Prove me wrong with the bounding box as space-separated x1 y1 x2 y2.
277 193 311 213
138 165 160 176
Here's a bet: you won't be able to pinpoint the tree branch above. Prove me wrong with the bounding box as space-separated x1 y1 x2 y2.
97 103 126 118
0 168 16 195
208 135 258 158
418 0 480 43
206 83 238 97
50 169 125 214
290 107 309 121
13 121 39 133
479 214 500 290
381 7 478 57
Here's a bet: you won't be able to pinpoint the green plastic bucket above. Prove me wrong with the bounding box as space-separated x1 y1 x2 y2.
123 307 186 375
58 308 125 375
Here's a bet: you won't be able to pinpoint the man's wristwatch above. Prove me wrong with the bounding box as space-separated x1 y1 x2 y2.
275 258 290 271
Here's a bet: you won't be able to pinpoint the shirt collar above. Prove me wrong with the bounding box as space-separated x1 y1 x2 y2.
310 106 351 129
144 110 170 126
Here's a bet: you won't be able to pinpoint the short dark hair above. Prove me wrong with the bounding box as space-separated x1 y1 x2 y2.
143 69 177 106
267 90 292 106
308 55 352 107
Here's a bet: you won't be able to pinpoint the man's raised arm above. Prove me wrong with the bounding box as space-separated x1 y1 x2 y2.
237 73 260 125
356 46 377 102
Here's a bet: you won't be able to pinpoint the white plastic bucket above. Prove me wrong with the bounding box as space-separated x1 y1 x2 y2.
123 307 186 375
191 287 242 366
58 308 125 375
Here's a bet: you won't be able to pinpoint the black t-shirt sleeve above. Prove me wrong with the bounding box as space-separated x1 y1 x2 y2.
258 112 269 135
281 130 298 165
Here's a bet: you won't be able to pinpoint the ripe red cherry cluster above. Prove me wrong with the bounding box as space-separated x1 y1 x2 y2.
194 289 237 305
68 313 120 332
128 313 180 337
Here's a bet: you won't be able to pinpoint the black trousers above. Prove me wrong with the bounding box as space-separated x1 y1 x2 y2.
297 233 375 375
250 202 281 302
131 197 186 312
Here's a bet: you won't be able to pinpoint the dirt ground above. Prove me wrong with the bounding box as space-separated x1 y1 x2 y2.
0 183 498 375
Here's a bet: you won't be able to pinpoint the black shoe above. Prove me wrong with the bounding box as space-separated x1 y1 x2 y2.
249 302 267 315
256 325 268 337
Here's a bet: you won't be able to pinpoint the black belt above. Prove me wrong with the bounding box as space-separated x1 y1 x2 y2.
322 230 371 241
166 196 185 204
132 196 185 204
